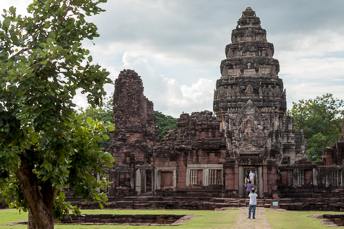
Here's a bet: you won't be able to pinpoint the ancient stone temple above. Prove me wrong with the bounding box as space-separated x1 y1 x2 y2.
108 7 344 205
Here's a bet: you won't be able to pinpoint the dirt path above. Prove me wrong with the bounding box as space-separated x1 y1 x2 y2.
232 207 271 229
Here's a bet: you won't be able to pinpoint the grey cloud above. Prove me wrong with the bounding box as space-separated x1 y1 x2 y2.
93 0 344 57
90 0 344 116
1 0 344 116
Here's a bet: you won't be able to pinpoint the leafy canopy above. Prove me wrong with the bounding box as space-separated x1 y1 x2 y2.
81 96 113 124
0 0 113 214
290 94 344 161
154 111 177 139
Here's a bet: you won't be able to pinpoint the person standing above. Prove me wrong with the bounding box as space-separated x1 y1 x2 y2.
246 180 254 195
248 188 257 219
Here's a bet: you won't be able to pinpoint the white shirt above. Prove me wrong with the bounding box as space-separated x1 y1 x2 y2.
249 192 258 205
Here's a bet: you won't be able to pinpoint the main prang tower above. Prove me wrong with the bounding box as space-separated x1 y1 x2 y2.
213 7 305 197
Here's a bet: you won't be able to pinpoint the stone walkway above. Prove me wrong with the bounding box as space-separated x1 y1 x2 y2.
233 207 271 229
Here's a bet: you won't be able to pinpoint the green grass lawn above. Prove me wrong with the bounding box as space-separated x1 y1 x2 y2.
0 209 239 229
1 208 341 229
266 209 343 229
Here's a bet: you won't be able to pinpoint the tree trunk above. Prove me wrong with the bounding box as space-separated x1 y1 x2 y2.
26 203 53 229
17 154 55 229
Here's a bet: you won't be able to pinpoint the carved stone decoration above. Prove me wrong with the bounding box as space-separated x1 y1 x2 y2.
268 85 273 98
258 86 263 98
274 86 281 97
226 100 269 156
245 84 254 96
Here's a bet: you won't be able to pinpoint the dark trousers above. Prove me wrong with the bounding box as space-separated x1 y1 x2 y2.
248 205 256 219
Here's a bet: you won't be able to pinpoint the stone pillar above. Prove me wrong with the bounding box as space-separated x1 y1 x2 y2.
155 169 160 190
293 168 298 187
130 166 135 190
258 167 263 198
269 166 278 196
177 155 187 189
173 170 177 190
142 169 146 193
186 168 190 187
135 169 141 194
239 166 244 197
152 168 156 194
234 164 239 196
263 166 268 195
225 166 235 190
312 168 318 186
203 168 209 186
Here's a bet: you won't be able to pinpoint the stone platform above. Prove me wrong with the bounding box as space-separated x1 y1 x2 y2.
70 194 344 211
72 196 272 210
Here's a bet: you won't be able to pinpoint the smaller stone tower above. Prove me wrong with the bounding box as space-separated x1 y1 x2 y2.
109 69 156 195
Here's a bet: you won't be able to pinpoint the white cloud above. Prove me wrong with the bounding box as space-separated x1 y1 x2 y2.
273 31 344 109
161 77 214 116
0 1 30 15
116 50 214 117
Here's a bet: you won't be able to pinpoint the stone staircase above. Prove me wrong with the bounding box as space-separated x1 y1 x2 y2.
277 187 344 211
277 197 344 211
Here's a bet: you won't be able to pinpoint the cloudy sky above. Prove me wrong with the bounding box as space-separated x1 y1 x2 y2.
1 0 344 117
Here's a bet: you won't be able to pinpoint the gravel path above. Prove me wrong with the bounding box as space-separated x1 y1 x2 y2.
233 207 272 229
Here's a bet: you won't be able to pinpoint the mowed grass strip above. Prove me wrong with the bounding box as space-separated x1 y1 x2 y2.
0 208 239 229
266 209 342 229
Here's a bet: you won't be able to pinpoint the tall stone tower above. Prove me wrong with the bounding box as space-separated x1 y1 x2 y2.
213 7 305 196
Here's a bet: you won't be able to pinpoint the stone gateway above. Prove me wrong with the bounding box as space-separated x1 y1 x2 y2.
108 7 344 203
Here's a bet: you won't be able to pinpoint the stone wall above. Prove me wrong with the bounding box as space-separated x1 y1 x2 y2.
154 111 227 192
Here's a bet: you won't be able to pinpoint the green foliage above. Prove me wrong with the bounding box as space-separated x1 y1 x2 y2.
78 97 114 149
81 97 113 124
154 111 177 139
290 94 344 161
0 0 113 220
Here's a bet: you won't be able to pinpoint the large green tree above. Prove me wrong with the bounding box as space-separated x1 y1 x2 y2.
290 94 344 161
0 0 113 228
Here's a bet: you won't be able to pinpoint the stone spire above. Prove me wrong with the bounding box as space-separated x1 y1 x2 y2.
222 6 278 78
213 7 285 116
113 69 155 135
238 7 261 28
